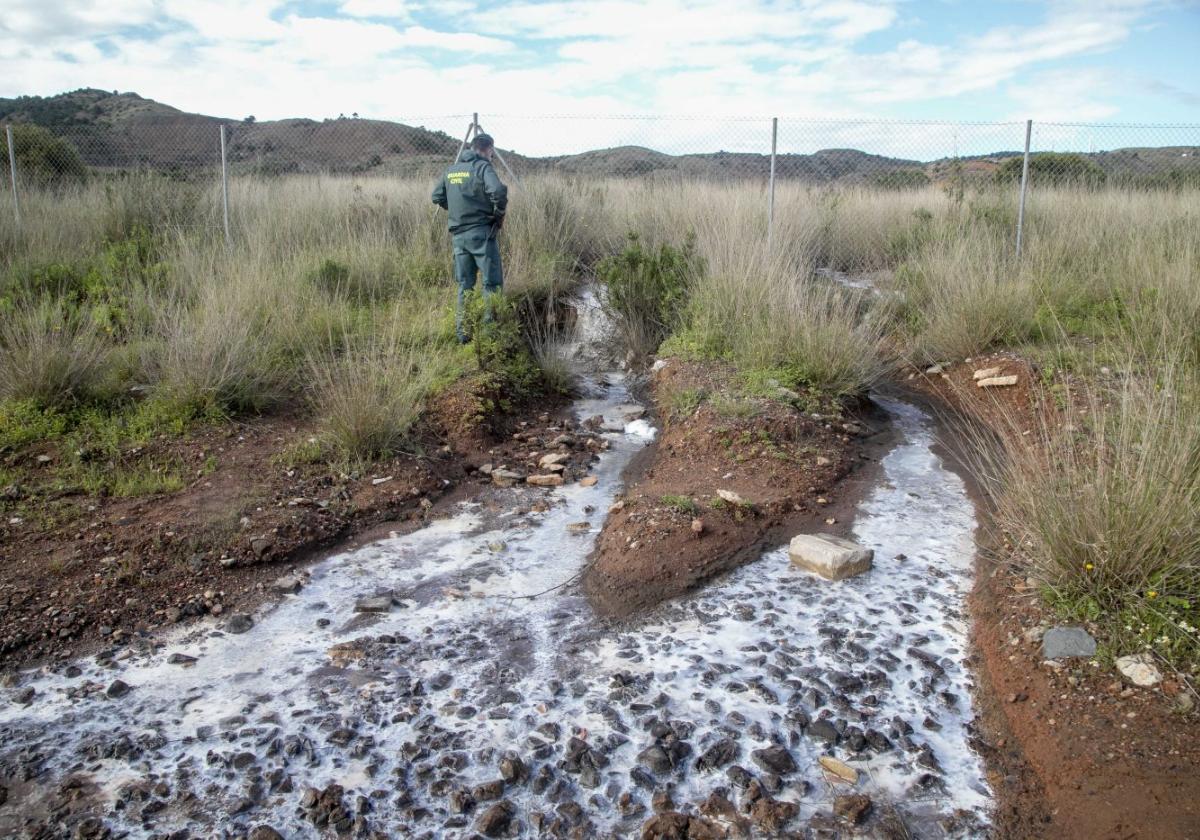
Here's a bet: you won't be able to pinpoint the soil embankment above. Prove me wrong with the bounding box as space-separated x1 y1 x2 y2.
0 379 597 672
910 354 1200 840
583 358 894 617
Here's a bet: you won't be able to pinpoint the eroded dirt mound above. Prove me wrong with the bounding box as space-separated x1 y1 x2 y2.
583 359 890 618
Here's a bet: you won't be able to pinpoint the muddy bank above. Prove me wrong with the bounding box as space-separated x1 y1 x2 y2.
584 358 893 618
909 355 1200 839
0 378 589 672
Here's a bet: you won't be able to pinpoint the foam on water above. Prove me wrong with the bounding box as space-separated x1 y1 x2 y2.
0 387 991 838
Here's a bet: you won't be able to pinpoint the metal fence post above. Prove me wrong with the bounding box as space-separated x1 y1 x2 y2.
219 124 232 246
5 124 20 229
766 117 778 255
1015 119 1032 260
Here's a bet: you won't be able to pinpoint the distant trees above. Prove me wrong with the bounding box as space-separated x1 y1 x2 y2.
243 115 256 124
1 124 88 185
872 168 931 190
996 152 1106 186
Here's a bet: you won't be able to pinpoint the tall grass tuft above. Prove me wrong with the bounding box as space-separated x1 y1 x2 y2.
0 299 110 406
306 314 452 461
969 350 1200 665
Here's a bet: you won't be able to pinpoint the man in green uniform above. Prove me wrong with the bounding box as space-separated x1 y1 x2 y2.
431 133 508 343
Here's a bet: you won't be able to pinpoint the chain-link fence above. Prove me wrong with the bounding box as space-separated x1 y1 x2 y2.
3 112 1198 267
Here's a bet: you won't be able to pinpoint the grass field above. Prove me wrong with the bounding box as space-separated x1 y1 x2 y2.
1 173 1198 672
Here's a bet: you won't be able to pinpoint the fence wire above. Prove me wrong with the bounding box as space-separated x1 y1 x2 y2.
2 112 1198 270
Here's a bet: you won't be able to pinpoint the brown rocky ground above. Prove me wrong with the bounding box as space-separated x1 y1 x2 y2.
0 377 604 672
910 353 1200 840
584 357 894 619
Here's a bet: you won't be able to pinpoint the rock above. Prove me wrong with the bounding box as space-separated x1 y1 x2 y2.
580 476 598 487
0 484 23 502
695 738 738 772
717 489 746 505
808 718 839 744
833 794 872 824
978 375 1019 388
539 453 570 469
167 653 197 666
354 594 394 613
527 474 565 487
1042 626 1096 659
637 745 674 775
479 463 494 475
249 827 285 840
475 800 515 837
106 679 131 698
641 811 724 840
224 613 254 634
788 534 873 580
250 537 274 558
472 779 505 801
492 469 523 488
749 796 798 833
751 745 797 776
1116 653 1163 687
972 366 1002 380
272 575 302 595
818 755 858 783
691 518 704 534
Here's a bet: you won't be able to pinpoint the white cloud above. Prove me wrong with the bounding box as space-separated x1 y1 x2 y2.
340 0 414 19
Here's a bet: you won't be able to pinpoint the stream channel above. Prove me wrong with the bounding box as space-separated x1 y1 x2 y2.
0 294 992 839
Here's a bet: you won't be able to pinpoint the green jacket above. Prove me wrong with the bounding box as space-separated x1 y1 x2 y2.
432 150 508 235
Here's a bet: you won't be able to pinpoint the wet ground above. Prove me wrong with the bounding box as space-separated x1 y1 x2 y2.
0 370 991 838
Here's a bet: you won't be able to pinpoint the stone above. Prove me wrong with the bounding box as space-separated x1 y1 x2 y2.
167 653 197 666
248 828 284 840
788 534 873 581
691 518 704 534
1042 626 1096 659
749 796 798 833
106 679 131 698
972 366 1002 380
492 469 523 488
695 739 738 772
641 812 724 840
1116 653 1163 687
637 745 674 775
580 476 598 487
250 537 274 559
224 614 254 634
354 594 394 613
833 794 872 824
539 453 570 469
272 575 302 595
818 755 858 784
475 800 515 837
977 375 1019 388
717 489 746 505
751 745 797 776
527 474 565 487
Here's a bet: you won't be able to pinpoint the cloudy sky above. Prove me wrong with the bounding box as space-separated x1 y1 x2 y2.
2 0 1198 155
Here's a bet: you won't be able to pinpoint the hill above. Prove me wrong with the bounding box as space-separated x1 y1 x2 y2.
2 89 1197 184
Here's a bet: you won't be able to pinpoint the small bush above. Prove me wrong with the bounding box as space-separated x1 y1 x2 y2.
0 299 110 406
1 124 87 186
995 153 1106 187
597 233 700 358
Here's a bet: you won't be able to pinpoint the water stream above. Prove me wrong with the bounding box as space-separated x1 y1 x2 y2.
0 301 991 838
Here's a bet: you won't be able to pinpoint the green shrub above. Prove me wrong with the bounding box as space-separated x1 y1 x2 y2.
873 169 931 190
995 153 1106 187
1 124 87 185
597 233 700 358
